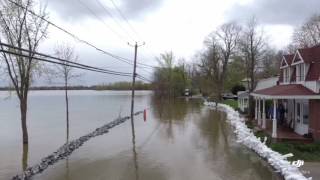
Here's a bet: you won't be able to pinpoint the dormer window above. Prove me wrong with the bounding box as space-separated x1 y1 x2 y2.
283 68 290 83
296 63 305 81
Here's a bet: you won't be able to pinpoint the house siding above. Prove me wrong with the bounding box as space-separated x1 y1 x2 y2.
309 100 320 140
279 69 283 83
290 68 296 83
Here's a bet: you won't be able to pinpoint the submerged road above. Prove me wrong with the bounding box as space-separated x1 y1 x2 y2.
0 91 279 180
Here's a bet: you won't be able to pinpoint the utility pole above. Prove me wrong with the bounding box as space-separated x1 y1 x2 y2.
128 42 145 133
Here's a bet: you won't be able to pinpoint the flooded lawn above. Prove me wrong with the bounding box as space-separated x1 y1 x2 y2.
0 91 279 179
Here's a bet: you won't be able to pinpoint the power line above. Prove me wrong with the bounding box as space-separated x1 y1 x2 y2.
94 0 136 42
0 49 131 76
108 0 160 66
137 74 152 83
6 0 159 70
0 44 132 77
73 1 159 69
137 66 153 75
76 0 129 43
6 0 135 66
0 49 130 76
109 0 142 41
0 42 132 75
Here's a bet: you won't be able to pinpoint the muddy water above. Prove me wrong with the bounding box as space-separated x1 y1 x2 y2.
0 91 279 180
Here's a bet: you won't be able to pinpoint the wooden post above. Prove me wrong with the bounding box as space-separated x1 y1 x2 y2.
255 98 258 120
262 98 266 129
272 99 277 138
258 98 261 126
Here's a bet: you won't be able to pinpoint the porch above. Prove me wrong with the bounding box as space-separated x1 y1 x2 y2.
251 84 320 141
254 119 311 142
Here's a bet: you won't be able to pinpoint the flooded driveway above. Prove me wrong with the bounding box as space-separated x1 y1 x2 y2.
0 91 279 179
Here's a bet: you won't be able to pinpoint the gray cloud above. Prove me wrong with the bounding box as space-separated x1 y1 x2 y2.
46 0 164 21
122 0 163 18
225 0 320 25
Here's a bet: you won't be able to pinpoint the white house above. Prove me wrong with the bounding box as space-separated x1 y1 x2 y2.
251 45 320 141
238 77 277 113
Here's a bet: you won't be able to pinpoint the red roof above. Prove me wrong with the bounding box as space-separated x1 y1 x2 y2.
283 54 294 65
298 45 320 81
281 45 320 81
253 84 319 96
306 62 320 81
298 45 320 63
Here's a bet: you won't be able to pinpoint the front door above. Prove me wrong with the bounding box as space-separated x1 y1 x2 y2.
295 100 309 135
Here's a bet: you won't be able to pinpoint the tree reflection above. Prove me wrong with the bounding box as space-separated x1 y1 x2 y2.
151 97 202 140
195 108 276 180
65 122 70 180
151 97 188 122
151 97 187 140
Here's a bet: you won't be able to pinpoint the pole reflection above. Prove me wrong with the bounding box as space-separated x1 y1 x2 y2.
64 157 70 180
131 116 139 180
22 143 28 171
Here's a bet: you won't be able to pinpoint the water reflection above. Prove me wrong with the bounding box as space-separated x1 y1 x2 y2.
131 116 139 180
151 97 201 141
2 92 279 180
22 144 28 171
65 120 70 180
64 158 70 180
195 108 279 180
151 97 189 121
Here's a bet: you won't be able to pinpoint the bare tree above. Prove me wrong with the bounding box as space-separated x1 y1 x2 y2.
215 22 241 101
54 44 79 142
197 22 241 102
261 49 282 78
239 17 266 117
200 35 222 100
0 0 48 144
293 14 320 48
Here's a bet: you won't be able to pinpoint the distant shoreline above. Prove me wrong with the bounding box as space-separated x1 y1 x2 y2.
0 81 152 91
0 86 152 91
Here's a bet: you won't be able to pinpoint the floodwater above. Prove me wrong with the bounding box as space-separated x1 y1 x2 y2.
0 90 279 180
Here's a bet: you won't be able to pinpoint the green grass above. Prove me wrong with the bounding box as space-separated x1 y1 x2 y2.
223 98 320 162
252 130 320 161
254 130 272 146
252 132 320 161
222 99 238 110
270 142 320 161
245 120 254 129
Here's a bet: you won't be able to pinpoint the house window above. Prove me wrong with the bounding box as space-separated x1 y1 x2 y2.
297 103 301 123
283 68 290 83
296 64 305 81
303 103 309 124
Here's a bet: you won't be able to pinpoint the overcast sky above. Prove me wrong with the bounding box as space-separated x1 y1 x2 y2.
31 0 320 85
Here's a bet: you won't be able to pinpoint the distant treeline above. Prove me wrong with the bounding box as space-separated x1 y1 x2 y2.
94 81 152 90
0 81 152 91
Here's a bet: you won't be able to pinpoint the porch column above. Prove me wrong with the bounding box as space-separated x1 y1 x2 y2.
262 98 266 129
272 99 277 138
258 98 261 126
255 98 258 120
242 98 245 111
243 98 245 111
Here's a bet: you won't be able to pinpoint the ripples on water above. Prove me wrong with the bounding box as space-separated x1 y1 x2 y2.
0 90 278 180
